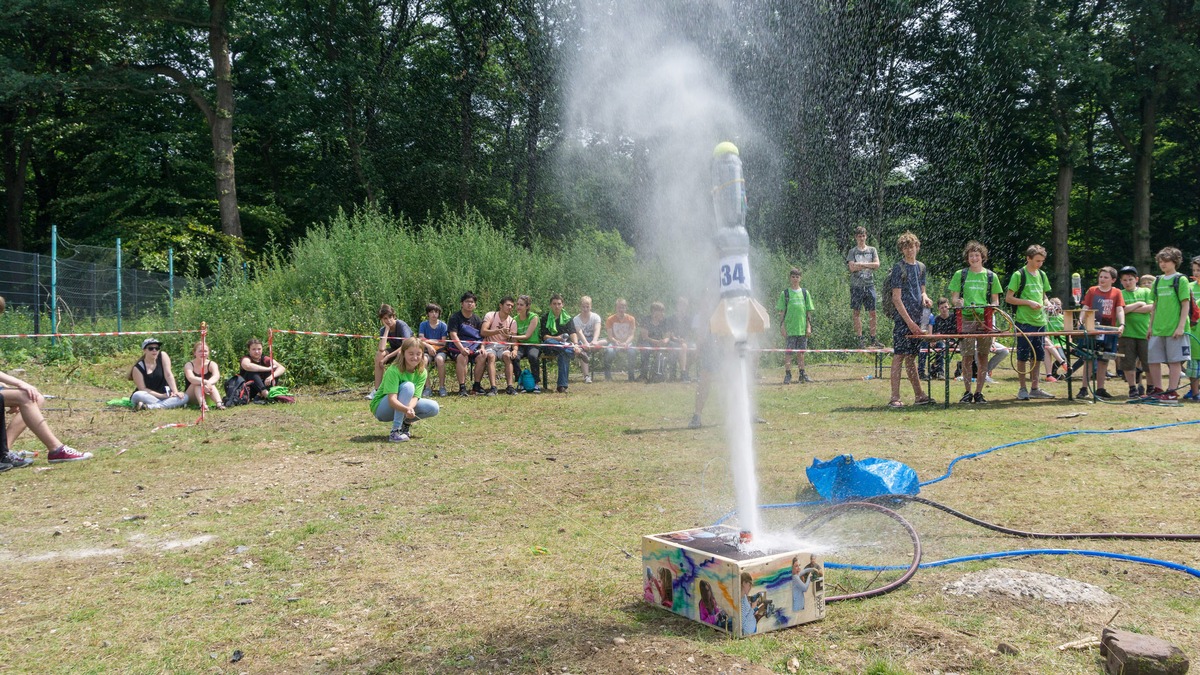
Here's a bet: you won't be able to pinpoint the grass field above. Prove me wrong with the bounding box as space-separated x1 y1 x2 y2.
2 356 1198 674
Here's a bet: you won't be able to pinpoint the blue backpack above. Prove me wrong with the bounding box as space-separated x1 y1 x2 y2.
518 368 537 392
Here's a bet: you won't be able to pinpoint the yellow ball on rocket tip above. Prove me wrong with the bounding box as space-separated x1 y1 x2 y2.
713 141 739 158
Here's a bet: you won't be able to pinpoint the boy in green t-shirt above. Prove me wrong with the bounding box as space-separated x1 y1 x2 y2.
776 267 815 384
1185 256 1200 402
948 240 1002 404
1118 266 1153 398
1145 247 1193 402
1004 244 1054 400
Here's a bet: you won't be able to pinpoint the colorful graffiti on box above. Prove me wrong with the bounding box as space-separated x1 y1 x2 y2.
641 526 825 637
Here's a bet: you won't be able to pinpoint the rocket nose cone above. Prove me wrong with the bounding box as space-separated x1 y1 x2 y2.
713 141 739 158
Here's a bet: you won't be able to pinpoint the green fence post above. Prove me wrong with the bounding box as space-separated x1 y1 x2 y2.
217 257 223 288
116 237 122 333
50 224 57 345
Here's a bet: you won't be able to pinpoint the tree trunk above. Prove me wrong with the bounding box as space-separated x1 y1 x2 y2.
209 0 242 238
1052 150 1073 297
521 96 542 232
2 114 31 251
1131 92 1156 272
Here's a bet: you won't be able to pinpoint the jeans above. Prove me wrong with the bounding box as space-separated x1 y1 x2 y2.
604 345 636 376
131 390 187 410
373 381 440 429
517 345 541 381
543 338 573 388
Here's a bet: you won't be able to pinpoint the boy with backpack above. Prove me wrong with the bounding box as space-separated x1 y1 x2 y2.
776 268 815 384
885 231 934 408
1145 247 1194 402
1118 267 1153 399
948 241 1002 404
1004 245 1055 400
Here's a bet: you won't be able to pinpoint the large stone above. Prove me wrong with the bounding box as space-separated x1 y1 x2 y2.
1100 627 1189 675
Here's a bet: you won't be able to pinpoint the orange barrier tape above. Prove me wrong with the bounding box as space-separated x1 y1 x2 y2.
1 329 201 339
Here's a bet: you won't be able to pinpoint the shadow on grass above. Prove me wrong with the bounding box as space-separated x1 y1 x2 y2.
622 425 695 435
832 397 1093 413
349 435 387 443
359 601 750 674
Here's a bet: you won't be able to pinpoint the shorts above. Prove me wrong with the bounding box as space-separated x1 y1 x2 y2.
696 340 719 374
1014 322 1046 363
447 340 480 358
850 285 877 312
959 321 993 362
1148 335 1191 365
484 342 510 358
1077 334 1118 361
785 335 808 351
892 322 921 356
1117 337 1148 372
1187 358 1200 379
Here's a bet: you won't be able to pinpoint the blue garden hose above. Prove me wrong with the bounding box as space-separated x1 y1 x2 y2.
826 548 1200 580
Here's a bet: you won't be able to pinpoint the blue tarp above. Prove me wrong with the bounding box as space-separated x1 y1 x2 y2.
806 455 920 501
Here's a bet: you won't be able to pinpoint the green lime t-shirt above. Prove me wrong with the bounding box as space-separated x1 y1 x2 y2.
775 287 815 337
1121 287 1153 340
1006 267 1050 327
1151 273 1191 337
369 364 427 413
515 312 539 344
948 268 1002 320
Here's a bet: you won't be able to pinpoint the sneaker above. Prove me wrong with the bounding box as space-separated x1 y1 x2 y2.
1128 386 1139 399
1094 388 1114 400
783 371 793 385
1137 385 1145 397
422 387 432 398
1017 388 1030 400
505 386 516 395
556 386 568 394
365 389 376 400
0 452 33 469
531 386 542 394
1155 391 1180 402
688 414 702 429
439 387 448 397
48 446 92 463
1143 386 1162 399
486 387 497 396
472 382 486 395
134 400 147 411
973 392 988 404
870 337 884 349
959 391 974 404
857 335 867 349
388 429 410 443
985 375 996 384
1078 386 1090 399
584 374 592 384
0 458 10 473
458 386 469 398
1182 391 1199 401
1028 388 1056 399
799 372 813 384
956 376 964 382
1044 375 1058 383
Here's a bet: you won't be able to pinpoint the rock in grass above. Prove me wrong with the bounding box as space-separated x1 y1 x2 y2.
1100 628 1189 675
943 568 1118 606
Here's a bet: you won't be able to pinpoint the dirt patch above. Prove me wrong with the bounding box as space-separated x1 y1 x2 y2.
573 635 774 674
944 568 1121 606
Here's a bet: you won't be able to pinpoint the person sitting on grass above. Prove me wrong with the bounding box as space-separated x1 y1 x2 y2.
887 231 934 408
418 303 449 397
605 298 637 381
777 268 815 384
1005 244 1055 400
1077 266 1126 400
638 301 672 384
370 337 439 442
1145 247 1193 402
572 296 607 384
541 293 578 393
130 337 188 411
0 296 91 467
510 295 542 393
481 296 517 395
372 303 413 399
447 292 486 397
949 240 1002 404
184 341 224 410
240 337 287 402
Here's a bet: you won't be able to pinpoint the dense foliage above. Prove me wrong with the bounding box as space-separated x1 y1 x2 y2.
2 0 1198 291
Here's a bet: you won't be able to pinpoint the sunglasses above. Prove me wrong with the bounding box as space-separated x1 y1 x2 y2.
145 346 160 351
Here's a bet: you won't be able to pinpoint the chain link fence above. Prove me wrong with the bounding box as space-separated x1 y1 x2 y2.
0 239 213 329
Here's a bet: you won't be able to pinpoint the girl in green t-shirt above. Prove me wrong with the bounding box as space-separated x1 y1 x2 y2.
370 337 440 442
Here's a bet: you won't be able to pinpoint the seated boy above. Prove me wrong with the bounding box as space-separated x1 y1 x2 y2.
447 292 486 397
605 298 637 381
418 303 449 397
639 302 672 383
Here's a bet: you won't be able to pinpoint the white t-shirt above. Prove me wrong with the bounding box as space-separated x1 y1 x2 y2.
572 312 602 344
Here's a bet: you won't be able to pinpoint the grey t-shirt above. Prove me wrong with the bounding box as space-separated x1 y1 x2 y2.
846 245 879 287
572 312 602 344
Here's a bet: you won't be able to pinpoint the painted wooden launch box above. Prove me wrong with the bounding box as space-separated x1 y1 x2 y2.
642 525 825 638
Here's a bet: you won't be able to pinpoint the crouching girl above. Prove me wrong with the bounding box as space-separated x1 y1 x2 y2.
369 337 439 442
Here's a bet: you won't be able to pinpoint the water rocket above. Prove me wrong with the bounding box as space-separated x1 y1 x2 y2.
709 142 770 346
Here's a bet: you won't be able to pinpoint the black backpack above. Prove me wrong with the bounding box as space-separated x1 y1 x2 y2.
223 375 251 407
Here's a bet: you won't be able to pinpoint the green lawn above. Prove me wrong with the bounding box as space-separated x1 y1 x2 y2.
2 358 1198 674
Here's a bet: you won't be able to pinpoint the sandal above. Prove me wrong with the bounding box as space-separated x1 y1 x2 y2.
914 396 936 406
887 399 905 408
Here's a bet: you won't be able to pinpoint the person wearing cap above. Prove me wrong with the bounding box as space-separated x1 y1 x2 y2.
1118 266 1153 398
130 338 188 410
